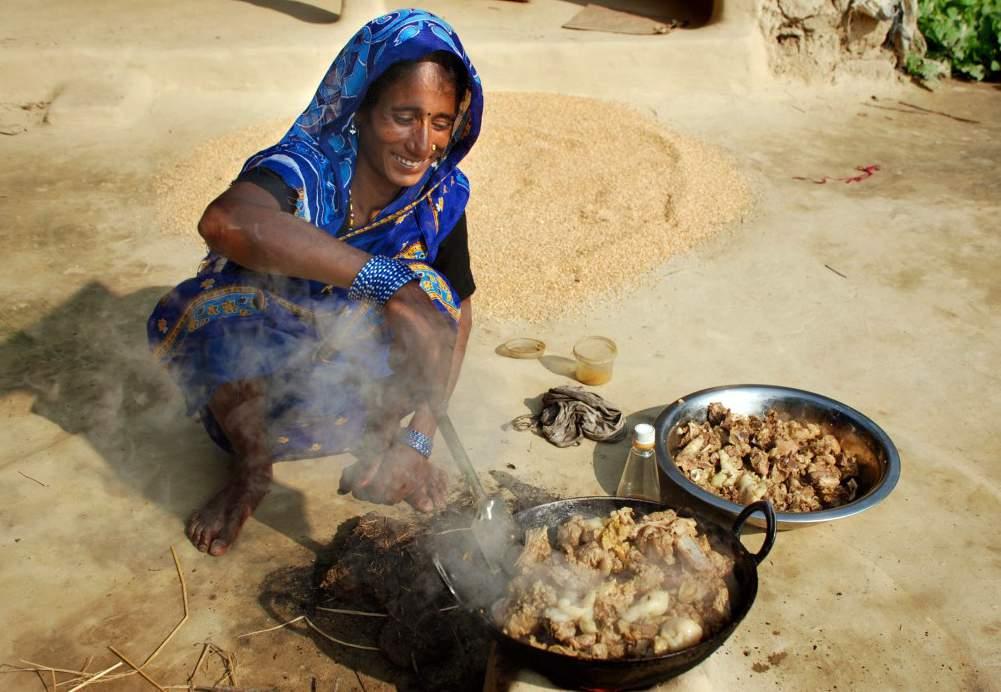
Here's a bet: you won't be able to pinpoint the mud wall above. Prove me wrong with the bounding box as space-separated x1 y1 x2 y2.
759 0 899 81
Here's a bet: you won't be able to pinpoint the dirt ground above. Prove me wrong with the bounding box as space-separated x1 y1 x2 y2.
1 0 1000 690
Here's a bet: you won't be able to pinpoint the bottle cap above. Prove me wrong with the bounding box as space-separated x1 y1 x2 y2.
633 423 655 446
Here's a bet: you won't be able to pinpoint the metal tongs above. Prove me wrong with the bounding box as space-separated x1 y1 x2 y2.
437 413 516 573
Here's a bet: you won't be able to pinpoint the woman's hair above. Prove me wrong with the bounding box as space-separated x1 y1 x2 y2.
358 51 468 114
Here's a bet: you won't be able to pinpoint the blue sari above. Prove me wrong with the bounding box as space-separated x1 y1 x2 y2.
148 10 483 460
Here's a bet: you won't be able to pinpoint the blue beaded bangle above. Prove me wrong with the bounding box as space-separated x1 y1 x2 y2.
401 428 433 458
348 256 419 305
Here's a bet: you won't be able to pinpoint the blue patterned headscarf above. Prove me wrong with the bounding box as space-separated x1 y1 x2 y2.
240 9 483 263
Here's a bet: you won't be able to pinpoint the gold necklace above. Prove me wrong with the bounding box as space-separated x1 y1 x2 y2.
348 196 356 230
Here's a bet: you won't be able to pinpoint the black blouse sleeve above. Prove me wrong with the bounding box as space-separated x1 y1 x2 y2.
233 167 297 213
432 213 476 302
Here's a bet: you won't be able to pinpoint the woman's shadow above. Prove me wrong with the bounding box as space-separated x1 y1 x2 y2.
0 280 316 552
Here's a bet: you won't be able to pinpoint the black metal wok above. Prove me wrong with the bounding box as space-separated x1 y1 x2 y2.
433 497 776 691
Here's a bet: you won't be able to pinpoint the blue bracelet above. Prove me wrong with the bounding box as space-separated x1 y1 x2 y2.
347 256 419 305
401 428 433 458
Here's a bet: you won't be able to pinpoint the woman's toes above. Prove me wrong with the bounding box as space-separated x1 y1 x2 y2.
185 514 200 542
187 521 206 551
193 521 216 553
208 538 230 556
197 532 213 553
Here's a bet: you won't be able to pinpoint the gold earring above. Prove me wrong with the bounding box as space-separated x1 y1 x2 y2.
431 144 438 153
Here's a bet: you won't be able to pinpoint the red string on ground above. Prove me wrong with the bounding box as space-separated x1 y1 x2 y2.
794 164 880 185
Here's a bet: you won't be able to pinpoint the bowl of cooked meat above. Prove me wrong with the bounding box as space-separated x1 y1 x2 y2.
654 384 901 530
433 497 776 690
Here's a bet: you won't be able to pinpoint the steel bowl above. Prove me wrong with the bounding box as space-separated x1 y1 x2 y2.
654 385 901 529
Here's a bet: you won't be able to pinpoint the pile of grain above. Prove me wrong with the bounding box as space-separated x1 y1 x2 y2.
463 93 751 320
154 92 751 321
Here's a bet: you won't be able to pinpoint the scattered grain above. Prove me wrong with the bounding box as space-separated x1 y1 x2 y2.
153 120 289 244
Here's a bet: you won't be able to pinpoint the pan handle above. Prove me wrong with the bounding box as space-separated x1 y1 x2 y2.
731 501 776 565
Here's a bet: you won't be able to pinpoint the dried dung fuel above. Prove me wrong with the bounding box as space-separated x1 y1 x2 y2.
315 510 490 691
154 92 751 322
306 475 560 690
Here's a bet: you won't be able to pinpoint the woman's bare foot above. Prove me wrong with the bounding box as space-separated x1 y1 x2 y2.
193 379 272 556
186 464 272 556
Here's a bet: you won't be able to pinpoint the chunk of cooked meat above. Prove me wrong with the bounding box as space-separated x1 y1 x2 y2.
546 616 579 644
593 579 637 626
516 526 552 569
786 478 822 512
749 448 770 476
500 580 557 639
655 617 703 654
706 402 729 425
621 590 671 623
633 511 681 563
571 540 617 574
555 515 603 553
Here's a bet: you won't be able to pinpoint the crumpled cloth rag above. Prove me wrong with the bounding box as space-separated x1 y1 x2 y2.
512 386 626 447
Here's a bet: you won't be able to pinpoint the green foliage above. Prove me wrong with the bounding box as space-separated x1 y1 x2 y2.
904 52 951 80
917 0 1001 80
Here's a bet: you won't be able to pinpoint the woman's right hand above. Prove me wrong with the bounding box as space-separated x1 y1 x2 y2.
339 442 448 512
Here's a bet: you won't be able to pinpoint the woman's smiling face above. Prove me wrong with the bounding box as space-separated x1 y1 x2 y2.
356 61 458 192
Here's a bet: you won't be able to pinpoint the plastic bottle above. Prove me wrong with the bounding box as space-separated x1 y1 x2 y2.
616 423 661 501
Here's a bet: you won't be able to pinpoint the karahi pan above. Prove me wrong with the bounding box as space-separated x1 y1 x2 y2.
434 497 776 690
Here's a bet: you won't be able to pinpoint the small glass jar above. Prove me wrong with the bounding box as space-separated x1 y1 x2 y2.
573 336 617 386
